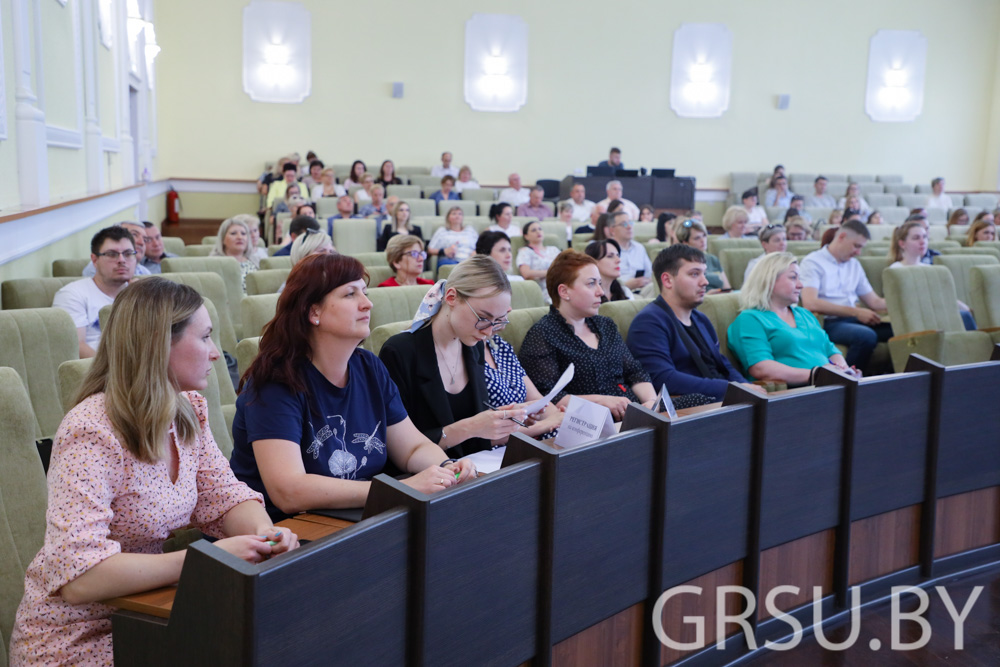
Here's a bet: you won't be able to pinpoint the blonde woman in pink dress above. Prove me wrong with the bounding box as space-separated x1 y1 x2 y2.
10 278 299 666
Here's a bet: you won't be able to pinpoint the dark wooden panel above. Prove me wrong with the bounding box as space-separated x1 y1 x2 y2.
254 512 410 665
658 562 744 666
848 505 921 585
937 365 1000 497
758 530 835 619
551 603 644 667
661 407 755 587
759 388 845 549
935 487 1000 558
849 374 931 518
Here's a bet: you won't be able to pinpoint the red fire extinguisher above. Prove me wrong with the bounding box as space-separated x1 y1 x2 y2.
166 188 181 223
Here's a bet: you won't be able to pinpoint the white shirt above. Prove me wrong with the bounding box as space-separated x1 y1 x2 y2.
565 199 596 222
617 239 653 281
800 246 874 312
746 206 769 229
497 187 531 207
428 226 479 261
431 165 459 179
312 183 346 199
516 245 561 303
925 193 953 210
836 196 872 221
454 180 480 193
596 197 640 221
52 278 120 350
486 223 521 238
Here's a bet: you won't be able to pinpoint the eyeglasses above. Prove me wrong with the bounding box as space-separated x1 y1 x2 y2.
96 250 137 260
465 300 509 331
613 220 634 228
405 250 428 260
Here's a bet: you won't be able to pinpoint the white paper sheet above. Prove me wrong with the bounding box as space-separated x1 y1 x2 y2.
553 395 615 450
524 363 574 416
461 446 507 474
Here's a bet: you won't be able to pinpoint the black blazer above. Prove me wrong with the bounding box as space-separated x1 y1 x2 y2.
378 324 491 458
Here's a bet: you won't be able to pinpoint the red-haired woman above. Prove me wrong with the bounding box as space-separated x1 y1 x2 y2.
229 253 475 520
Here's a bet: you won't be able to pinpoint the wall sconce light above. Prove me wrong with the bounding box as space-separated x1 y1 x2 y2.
464 14 528 113
865 30 926 123
243 0 311 104
670 23 732 118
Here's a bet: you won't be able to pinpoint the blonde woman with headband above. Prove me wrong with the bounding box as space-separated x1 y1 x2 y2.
743 223 787 283
379 256 529 457
210 215 259 292
727 253 852 385
10 278 298 665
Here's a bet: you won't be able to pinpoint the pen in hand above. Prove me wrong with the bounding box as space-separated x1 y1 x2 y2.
482 401 527 427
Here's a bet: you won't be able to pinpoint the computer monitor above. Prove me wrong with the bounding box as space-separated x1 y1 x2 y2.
616 169 639 178
651 168 676 178
586 165 615 177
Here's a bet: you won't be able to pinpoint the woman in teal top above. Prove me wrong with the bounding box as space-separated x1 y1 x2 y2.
727 252 853 384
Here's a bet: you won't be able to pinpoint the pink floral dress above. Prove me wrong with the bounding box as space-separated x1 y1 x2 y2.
10 391 262 666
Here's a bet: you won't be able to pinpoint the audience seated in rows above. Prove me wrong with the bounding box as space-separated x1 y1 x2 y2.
209 215 260 292
326 195 361 237
380 256 528 458
274 215 320 256
676 218 730 292
925 177 952 210
627 245 753 403
800 220 892 374
429 175 460 204
520 250 656 421
454 165 479 193
764 174 794 209
377 201 422 252
585 239 632 302
566 183 596 222
142 221 178 273
656 212 678 243
804 176 837 208
354 174 376 204
381 235 433 287
729 253 852 384
232 253 475 520
517 185 554 219
343 160 366 190
83 221 152 277
837 183 872 221
431 151 459 179
487 202 520 237
377 160 402 189
55 226 137 358
639 205 656 223
265 162 300 210
516 221 561 302
358 184 388 218
721 205 750 239
595 210 652 291
312 167 346 200
498 173 531 208
741 188 768 232
428 206 478 267
301 159 324 191
476 231 522 280
596 180 640 221
785 217 811 241
744 223 787 282
10 278 298 664
967 217 996 245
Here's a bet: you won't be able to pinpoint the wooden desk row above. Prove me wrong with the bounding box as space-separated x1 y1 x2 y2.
111 353 1000 667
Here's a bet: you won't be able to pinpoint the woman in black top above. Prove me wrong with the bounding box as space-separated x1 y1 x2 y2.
377 201 424 252
584 239 631 302
377 160 403 189
379 256 526 458
520 249 656 421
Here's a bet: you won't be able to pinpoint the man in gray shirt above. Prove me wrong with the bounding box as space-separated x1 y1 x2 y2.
804 176 837 208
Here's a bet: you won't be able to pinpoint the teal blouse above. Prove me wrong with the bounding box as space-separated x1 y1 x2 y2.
726 307 839 379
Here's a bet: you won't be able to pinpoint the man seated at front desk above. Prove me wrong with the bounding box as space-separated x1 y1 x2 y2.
627 245 762 403
597 146 624 171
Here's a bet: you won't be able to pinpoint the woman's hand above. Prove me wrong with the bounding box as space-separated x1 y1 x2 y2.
465 407 527 441
214 536 278 564
442 458 477 482
590 395 631 420
445 244 458 258
258 526 300 555
401 465 458 494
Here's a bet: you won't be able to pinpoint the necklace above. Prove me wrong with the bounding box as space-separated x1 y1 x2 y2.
435 343 461 385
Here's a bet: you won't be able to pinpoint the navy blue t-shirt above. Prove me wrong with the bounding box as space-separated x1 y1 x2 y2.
230 349 408 516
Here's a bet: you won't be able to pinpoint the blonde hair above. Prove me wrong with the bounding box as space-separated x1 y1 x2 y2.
435 255 511 319
721 206 749 232
967 219 996 246
76 278 204 463
385 234 424 270
739 252 798 312
674 219 707 244
211 215 259 267
291 230 333 264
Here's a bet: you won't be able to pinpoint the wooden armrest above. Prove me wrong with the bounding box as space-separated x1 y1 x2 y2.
979 326 1000 334
889 329 939 342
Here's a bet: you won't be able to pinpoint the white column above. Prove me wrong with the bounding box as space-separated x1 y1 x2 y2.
116 0 135 186
81 0 105 193
9 0 49 207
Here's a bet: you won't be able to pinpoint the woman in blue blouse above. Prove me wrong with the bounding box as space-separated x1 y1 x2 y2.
483 335 564 438
727 252 854 385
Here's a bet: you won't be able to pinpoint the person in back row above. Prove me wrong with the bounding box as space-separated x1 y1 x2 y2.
517 185 553 219
800 220 892 374
743 223 787 282
498 173 531 208
231 253 475 521
628 245 756 403
804 176 837 208
566 183 596 222
603 209 651 291
273 215 321 256
83 222 152 277
54 226 137 358
596 180 640 221
141 221 178 273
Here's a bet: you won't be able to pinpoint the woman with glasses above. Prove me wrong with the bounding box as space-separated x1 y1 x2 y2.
231 253 475 521
380 235 434 287
675 218 731 293
743 224 787 283
380 256 529 458
427 206 478 268
584 239 632 302
520 250 656 422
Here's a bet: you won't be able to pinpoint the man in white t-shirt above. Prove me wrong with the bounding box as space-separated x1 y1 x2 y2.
800 220 892 374
53 226 136 358
804 176 837 208
606 210 651 290
596 180 640 221
83 221 151 277
564 183 596 222
430 151 459 179
925 177 953 210
497 173 531 208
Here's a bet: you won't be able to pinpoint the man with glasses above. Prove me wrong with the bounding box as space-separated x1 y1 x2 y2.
606 210 652 290
140 222 178 273
53 226 137 358
83 222 152 277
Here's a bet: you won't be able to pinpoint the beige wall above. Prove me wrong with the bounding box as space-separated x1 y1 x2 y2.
154 0 1000 190
175 192 260 220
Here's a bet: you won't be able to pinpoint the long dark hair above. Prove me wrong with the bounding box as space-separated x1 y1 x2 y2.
584 239 628 302
242 253 368 395
489 202 512 223
349 160 366 182
656 212 677 242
